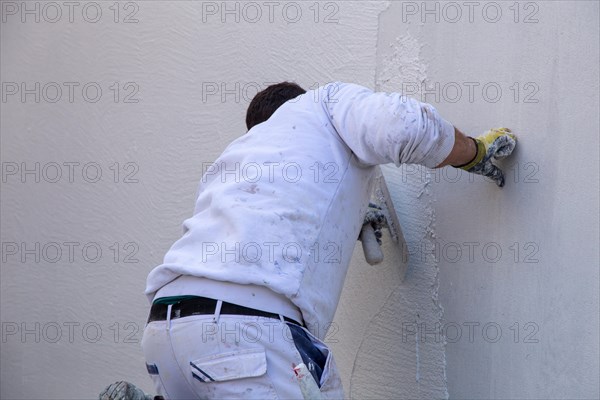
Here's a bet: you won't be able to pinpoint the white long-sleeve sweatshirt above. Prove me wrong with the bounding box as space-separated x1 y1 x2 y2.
145 82 455 339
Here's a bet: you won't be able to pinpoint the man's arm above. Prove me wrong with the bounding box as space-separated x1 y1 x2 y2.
436 127 477 168
324 82 517 186
323 82 456 168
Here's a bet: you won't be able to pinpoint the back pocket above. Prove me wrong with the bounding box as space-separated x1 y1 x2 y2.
189 347 267 383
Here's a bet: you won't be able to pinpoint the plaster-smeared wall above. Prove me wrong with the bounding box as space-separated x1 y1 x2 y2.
425 3 600 398
1 1 598 399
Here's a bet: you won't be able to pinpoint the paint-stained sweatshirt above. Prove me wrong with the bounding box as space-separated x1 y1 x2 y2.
145 82 455 339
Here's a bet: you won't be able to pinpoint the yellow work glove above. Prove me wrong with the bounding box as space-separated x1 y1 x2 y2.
457 128 517 187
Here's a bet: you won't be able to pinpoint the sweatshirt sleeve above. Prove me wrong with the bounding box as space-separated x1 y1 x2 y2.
322 82 455 168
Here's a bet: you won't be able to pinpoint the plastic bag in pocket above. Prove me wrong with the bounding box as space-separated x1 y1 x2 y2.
287 323 330 388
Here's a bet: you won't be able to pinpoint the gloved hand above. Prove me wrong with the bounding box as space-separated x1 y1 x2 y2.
362 202 387 245
457 127 517 187
99 381 158 400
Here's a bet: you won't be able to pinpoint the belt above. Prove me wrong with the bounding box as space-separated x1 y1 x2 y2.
148 296 304 327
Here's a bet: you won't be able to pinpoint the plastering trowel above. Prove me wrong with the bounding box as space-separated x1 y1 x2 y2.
359 166 409 279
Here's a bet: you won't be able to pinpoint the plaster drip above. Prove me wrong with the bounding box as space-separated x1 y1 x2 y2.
415 315 421 383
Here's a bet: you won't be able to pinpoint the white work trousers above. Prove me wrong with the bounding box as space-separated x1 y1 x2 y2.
141 311 344 399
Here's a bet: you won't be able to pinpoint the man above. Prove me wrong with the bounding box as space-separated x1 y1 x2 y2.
139 81 516 399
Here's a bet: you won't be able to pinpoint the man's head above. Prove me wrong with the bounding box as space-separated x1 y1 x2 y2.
245 82 306 130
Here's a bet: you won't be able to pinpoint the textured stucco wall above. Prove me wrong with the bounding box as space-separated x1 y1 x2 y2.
1 1 598 399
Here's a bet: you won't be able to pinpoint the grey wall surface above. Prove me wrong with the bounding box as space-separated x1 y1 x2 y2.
1 1 598 399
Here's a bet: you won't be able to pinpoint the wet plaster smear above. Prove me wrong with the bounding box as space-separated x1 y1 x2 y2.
342 2 599 399
1 1 599 399
336 28 448 399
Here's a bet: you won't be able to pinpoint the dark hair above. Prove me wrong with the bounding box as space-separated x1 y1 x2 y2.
245 82 306 130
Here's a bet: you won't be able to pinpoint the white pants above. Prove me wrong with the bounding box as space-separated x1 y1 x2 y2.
141 312 344 399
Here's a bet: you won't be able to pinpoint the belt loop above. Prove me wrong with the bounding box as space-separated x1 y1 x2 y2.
166 304 173 331
213 300 223 324
279 314 286 324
